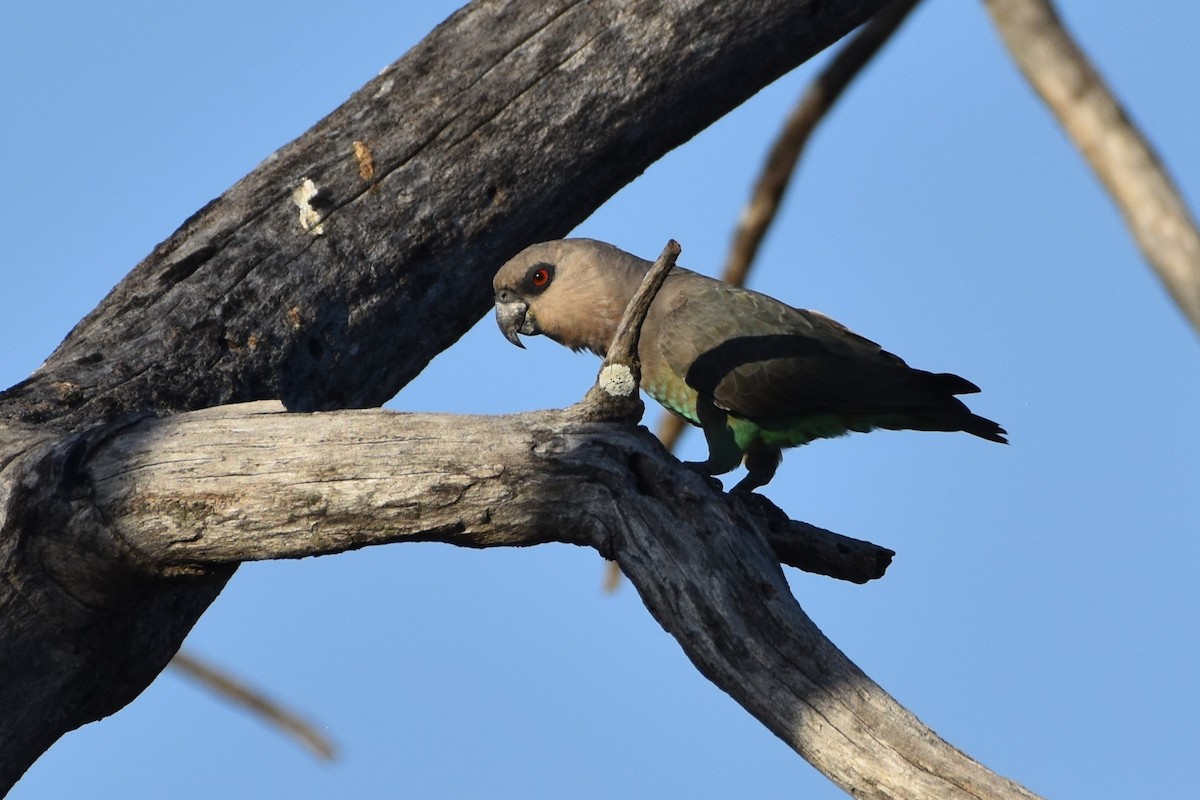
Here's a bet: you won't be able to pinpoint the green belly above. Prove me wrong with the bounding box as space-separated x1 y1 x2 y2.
644 379 852 452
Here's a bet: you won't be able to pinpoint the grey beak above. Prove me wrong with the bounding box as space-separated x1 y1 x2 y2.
494 296 530 349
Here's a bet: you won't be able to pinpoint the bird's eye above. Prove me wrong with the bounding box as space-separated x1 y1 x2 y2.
524 263 554 293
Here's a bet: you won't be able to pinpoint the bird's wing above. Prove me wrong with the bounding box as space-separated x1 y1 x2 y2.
654 278 973 421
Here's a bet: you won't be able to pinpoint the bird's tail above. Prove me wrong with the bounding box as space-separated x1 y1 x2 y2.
962 413 1008 444
916 371 1007 443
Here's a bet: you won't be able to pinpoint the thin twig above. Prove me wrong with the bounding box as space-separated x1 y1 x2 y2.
170 650 337 761
607 3 920 592
985 0 1200 335
607 240 683 371
723 0 922 284
577 240 682 422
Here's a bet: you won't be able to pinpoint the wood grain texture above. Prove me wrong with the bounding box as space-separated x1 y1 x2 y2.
78 402 887 580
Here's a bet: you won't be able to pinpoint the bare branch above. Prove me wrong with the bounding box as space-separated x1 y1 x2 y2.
985 0 1200 334
724 0 922 285
170 651 336 761
597 437 1043 799
606 240 684 372
0 1 1046 794
744 494 894 583
53 402 880 575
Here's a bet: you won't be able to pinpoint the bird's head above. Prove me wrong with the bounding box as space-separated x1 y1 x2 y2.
492 239 648 355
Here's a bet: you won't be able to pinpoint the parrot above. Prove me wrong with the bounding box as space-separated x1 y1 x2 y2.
493 238 1006 492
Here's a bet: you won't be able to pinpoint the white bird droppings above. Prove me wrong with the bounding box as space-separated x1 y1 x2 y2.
291 178 325 235
599 363 636 397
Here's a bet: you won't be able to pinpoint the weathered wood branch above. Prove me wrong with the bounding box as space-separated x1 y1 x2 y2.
722 0 922 288
2 403 1033 798
0 399 888 789
0 0 894 784
985 0 1200 335
578 239 681 419
612 451 1044 800
47 403 884 579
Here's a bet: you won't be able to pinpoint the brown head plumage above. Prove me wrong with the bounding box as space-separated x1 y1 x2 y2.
492 239 651 355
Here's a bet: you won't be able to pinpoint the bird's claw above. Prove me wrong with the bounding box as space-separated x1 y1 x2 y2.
680 461 725 492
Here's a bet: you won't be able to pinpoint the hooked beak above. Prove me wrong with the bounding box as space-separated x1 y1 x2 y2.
494 291 534 348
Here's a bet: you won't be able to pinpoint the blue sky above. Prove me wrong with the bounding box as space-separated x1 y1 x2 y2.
3 2 1197 798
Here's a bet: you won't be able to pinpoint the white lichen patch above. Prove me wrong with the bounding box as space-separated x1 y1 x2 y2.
291 178 325 235
598 363 636 397
373 77 395 97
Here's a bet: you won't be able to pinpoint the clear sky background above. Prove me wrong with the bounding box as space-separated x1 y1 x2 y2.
3 2 1197 798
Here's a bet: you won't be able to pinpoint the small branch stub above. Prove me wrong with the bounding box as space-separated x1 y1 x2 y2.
577 239 682 420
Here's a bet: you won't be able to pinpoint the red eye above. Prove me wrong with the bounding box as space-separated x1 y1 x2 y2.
531 268 550 287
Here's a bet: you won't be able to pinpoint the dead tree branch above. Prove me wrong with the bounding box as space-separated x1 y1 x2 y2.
60 403 883 577
170 651 336 761
723 0 922 286
0 0 894 434
578 239 681 419
2 402 1030 798
985 0 1200 334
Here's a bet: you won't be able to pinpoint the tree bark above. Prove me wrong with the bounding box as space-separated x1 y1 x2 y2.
0 0 1043 796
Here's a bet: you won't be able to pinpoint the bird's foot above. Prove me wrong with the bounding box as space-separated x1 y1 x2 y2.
729 476 765 495
680 461 726 493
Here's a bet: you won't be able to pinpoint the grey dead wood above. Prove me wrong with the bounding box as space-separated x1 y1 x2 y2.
3 402 1030 799
0 0 1043 797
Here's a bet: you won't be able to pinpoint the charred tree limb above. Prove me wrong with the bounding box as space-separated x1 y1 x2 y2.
0 0 893 433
